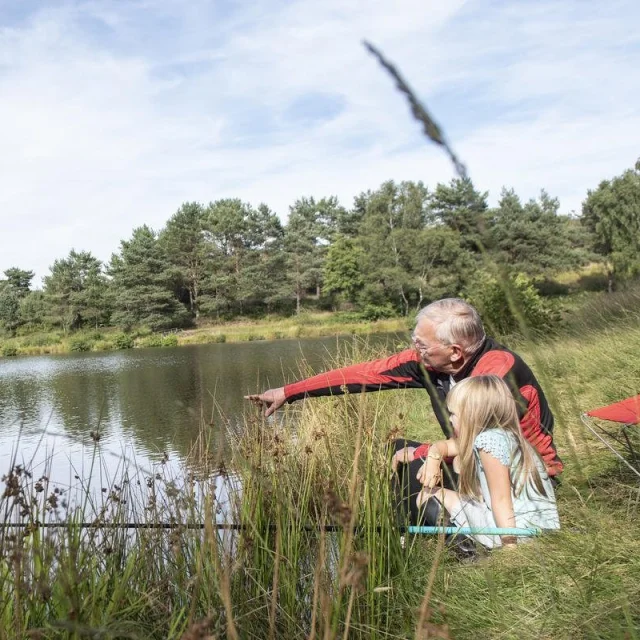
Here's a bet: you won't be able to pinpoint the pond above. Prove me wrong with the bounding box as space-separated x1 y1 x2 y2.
0 334 403 520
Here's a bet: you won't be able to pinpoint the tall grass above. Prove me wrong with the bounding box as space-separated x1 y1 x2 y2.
1 303 640 638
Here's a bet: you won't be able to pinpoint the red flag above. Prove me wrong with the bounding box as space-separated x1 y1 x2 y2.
587 394 640 425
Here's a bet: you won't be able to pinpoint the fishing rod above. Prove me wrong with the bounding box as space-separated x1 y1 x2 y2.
0 521 540 536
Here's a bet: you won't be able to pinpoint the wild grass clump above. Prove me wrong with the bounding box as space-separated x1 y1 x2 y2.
69 336 93 352
138 334 164 348
1 344 18 357
112 333 135 350
561 281 640 337
161 334 179 347
93 339 116 351
0 442 240 639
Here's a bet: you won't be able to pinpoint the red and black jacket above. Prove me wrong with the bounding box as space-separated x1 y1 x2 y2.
284 337 563 476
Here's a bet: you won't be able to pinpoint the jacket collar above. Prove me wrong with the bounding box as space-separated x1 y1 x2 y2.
452 336 494 381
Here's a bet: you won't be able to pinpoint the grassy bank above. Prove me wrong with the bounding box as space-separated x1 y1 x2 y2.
0 312 410 358
0 307 640 640
1 298 639 638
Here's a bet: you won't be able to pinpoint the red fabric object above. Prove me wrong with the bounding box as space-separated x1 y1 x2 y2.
413 443 430 459
412 443 454 467
587 394 640 425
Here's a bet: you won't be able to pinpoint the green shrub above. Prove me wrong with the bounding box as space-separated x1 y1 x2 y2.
139 334 163 348
360 303 396 321
86 331 104 341
161 334 178 347
31 333 61 347
133 326 153 339
93 340 114 351
69 337 92 352
534 278 570 297
465 271 559 336
576 271 610 292
332 311 365 323
1 344 18 357
113 333 134 350
246 334 266 341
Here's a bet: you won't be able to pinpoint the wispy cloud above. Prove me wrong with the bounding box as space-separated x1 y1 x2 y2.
1 0 639 281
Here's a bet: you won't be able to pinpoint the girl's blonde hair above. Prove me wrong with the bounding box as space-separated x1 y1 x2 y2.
448 375 547 499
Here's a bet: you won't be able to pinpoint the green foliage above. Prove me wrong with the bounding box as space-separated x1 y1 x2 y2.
109 226 191 331
360 303 397 321
205 199 285 317
430 177 489 253
92 339 115 351
9 164 639 339
43 250 111 333
113 333 135 349
490 189 588 276
582 162 640 287
576 270 610 292
0 268 35 336
139 334 164 348
283 197 339 314
159 202 210 318
1 344 17 357
137 331 183 348
533 278 570 297
0 285 21 335
161 334 178 347
323 235 365 303
18 291 47 330
202 332 226 343
465 271 558 336
355 180 434 315
3 267 34 296
20 333 61 347
69 336 93 352
132 325 153 338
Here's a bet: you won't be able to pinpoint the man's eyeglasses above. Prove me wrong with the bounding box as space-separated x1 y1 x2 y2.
411 334 432 355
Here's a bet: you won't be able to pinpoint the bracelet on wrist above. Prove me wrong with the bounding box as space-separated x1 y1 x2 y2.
427 448 442 461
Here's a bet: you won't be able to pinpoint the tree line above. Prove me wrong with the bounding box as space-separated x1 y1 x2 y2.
1 160 639 337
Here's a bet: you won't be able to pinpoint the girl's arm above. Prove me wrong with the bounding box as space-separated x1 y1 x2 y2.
416 438 459 487
480 449 517 547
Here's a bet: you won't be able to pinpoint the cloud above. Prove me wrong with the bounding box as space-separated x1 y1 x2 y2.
0 0 639 282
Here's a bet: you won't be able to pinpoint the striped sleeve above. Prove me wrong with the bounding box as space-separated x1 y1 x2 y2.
284 349 428 402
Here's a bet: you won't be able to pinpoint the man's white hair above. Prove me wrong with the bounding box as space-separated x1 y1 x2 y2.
416 298 486 355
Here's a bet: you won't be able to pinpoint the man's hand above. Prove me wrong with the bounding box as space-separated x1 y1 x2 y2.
244 387 287 417
391 446 416 472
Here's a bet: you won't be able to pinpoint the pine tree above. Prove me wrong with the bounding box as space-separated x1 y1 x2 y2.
109 226 190 330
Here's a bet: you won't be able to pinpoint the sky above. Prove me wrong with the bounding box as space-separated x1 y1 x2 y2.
1 0 639 283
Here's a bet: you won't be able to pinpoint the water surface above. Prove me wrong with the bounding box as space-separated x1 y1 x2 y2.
0 334 402 516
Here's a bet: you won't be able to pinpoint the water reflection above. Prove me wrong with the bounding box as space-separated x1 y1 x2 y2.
0 335 401 512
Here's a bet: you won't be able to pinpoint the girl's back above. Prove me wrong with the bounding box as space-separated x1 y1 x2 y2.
474 428 560 530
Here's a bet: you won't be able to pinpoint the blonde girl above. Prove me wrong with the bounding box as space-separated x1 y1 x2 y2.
417 375 560 548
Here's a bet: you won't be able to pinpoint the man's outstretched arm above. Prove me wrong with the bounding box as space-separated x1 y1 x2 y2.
245 349 429 416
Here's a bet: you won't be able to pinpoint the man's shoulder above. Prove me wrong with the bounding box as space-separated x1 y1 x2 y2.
470 338 530 378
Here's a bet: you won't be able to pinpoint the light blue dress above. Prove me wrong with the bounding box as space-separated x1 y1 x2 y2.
449 428 560 548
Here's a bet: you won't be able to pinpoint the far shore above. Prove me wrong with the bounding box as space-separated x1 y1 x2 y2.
0 312 410 358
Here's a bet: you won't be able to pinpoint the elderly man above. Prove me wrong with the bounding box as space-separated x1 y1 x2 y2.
246 298 562 479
